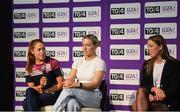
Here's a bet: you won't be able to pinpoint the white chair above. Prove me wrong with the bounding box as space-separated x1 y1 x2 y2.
40 105 53 112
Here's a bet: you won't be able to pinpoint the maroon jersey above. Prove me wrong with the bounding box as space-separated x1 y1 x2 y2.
25 57 63 90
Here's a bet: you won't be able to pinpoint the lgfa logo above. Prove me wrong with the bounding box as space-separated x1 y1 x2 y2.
126 48 138 56
126 7 139 14
162 4 176 13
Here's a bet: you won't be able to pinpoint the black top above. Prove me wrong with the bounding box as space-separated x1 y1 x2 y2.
141 59 180 110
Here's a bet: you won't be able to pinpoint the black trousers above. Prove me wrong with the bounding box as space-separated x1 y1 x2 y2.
22 88 60 111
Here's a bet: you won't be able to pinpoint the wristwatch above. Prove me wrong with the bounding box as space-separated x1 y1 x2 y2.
79 82 83 88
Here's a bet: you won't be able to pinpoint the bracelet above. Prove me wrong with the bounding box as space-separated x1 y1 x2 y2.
79 82 83 88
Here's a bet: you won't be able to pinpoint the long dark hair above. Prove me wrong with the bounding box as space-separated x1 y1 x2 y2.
26 39 46 74
145 34 176 75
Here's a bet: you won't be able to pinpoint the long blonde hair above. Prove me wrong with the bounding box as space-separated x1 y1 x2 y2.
145 35 175 75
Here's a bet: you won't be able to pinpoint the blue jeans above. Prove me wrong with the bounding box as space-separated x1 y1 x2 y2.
22 88 60 111
52 88 102 111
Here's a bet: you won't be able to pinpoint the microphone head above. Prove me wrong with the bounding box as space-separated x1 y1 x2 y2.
40 65 47 87
41 65 46 76
41 65 45 71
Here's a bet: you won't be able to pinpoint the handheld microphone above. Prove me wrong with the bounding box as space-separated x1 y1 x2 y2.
41 65 46 77
40 65 47 90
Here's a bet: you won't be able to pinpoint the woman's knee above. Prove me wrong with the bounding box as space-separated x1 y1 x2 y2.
62 88 78 95
66 98 80 111
131 100 137 111
136 88 147 97
26 88 38 96
68 98 79 106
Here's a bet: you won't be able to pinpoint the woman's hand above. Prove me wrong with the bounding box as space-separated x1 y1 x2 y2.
63 79 81 88
149 94 157 102
32 85 43 94
27 82 44 94
40 76 47 86
151 87 166 101
63 79 74 88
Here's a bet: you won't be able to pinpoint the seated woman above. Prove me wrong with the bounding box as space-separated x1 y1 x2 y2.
131 34 180 111
22 39 64 111
53 34 106 111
